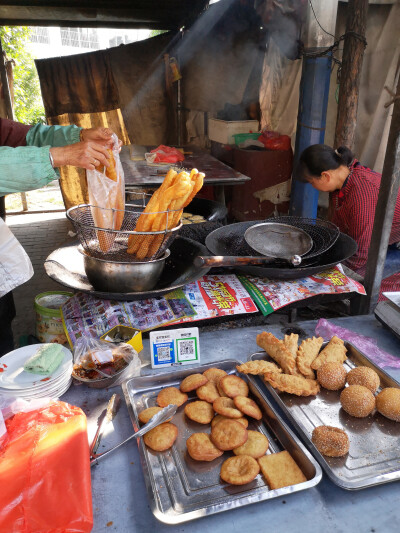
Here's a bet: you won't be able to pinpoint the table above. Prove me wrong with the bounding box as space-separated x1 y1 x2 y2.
62 315 400 532
120 145 251 205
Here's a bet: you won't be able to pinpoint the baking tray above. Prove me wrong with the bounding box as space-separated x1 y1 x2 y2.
122 359 322 524
248 342 400 490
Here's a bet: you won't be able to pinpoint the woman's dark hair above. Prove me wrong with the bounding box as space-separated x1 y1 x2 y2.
294 144 354 183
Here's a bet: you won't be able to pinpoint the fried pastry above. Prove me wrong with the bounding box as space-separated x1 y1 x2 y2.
184 401 214 424
211 414 249 429
220 375 249 398
236 360 282 375
340 385 375 418
157 386 188 407
312 426 350 457
233 431 269 458
284 333 299 357
296 336 324 379
211 419 248 451
203 367 227 383
216 381 229 397
143 422 178 451
311 336 347 371
256 332 297 375
220 455 260 485
258 451 307 489
376 388 400 422
346 366 380 394
317 362 347 391
186 433 224 461
196 381 220 403
138 406 164 424
180 373 208 392
264 372 320 396
213 397 243 418
233 396 262 420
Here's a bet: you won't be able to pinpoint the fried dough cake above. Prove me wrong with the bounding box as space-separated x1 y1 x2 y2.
213 397 243 418
143 422 178 451
256 332 297 375
211 414 249 429
157 386 188 407
233 431 269 458
196 381 220 403
296 336 324 379
220 456 260 485
180 373 208 392
186 433 223 461
264 372 320 396
311 336 347 371
233 396 262 420
211 419 248 450
236 360 282 376
219 375 249 398
258 451 306 489
184 401 214 424
203 367 227 383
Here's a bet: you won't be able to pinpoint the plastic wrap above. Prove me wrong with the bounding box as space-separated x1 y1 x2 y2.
0 401 93 533
315 318 400 369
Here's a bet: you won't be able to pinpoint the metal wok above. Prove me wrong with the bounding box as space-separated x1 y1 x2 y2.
44 236 210 301
205 222 357 280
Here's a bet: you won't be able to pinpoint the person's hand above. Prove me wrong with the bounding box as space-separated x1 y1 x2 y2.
50 141 111 170
80 127 123 150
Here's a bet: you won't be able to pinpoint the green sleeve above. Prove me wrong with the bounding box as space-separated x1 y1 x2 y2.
0 145 58 196
26 123 82 147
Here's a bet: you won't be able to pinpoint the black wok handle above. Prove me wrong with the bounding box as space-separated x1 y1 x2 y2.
194 255 274 267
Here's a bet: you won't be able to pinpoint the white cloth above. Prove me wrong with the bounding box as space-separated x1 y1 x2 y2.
0 218 34 297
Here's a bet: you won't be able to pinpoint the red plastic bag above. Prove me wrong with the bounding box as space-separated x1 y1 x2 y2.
146 145 185 164
258 130 292 151
0 401 93 533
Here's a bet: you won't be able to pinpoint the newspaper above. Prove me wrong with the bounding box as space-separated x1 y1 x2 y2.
61 274 257 346
238 265 366 316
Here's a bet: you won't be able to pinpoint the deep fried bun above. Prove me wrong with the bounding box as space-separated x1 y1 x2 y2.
340 385 375 418
317 362 347 391
346 366 380 394
311 426 349 457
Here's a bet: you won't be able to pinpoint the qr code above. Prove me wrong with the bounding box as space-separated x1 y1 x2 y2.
157 346 171 361
177 339 197 361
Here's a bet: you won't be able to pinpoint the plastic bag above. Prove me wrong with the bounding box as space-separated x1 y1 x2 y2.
145 144 185 164
72 335 140 386
258 130 292 151
315 318 400 369
87 133 125 252
0 401 93 533
0 218 34 297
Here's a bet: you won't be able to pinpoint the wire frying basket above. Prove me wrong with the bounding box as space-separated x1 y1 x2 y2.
67 196 182 262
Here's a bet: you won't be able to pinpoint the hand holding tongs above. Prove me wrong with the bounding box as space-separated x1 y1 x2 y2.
90 403 177 466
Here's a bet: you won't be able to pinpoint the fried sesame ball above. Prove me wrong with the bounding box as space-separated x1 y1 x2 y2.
317 362 347 391
340 385 375 418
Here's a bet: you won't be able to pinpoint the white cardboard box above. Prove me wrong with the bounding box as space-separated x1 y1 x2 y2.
208 118 259 145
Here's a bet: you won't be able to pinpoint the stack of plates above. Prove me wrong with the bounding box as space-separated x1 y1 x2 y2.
0 344 73 400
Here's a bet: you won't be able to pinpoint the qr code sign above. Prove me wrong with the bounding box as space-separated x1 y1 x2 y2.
157 345 172 362
176 338 197 361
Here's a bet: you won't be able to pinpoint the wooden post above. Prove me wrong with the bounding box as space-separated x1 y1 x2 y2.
334 0 368 149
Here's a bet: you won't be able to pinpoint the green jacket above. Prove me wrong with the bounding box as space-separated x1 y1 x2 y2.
0 123 82 196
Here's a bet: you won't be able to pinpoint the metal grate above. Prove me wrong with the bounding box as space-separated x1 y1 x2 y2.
67 202 181 263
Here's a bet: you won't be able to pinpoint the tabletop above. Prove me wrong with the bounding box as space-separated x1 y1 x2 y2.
120 145 251 189
63 315 400 533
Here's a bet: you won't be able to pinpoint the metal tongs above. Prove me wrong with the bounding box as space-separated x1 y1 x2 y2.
90 403 177 466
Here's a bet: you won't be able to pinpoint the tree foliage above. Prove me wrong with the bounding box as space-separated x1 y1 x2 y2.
0 26 45 124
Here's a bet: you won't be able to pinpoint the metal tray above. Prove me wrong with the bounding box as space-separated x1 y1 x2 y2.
122 359 322 524
249 342 400 490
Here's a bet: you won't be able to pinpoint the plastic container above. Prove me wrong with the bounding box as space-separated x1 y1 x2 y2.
34 291 73 344
233 132 261 146
208 118 259 145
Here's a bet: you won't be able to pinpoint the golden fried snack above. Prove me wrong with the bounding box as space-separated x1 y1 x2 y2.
220 456 260 485
346 366 380 394
317 362 347 391
213 397 243 418
138 406 164 424
233 431 269 458
340 385 375 418
143 422 178 451
220 375 249 398
211 414 249 429
184 401 214 424
264 372 320 396
216 381 229 398
94 149 117 181
211 419 248 451
236 360 282 376
256 332 297 375
196 381 220 403
311 336 347 371
311 426 350 457
233 396 262 420
157 386 188 407
376 388 400 422
296 336 324 379
180 373 208 392
284 333 298 357
203 367 227 383
258 451 307 489
186 433 224 461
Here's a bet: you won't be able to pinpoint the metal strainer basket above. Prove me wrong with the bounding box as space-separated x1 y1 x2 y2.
67 197 182 262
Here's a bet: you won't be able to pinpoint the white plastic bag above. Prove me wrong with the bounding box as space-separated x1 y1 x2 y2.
87 133 125 252
0 218 33 297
